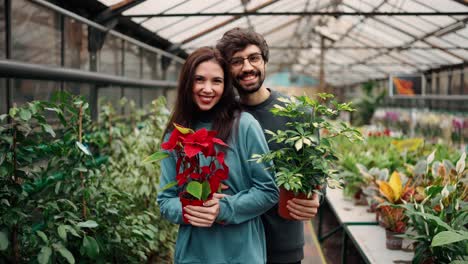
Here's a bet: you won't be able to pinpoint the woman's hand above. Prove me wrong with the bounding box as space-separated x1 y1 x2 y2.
184 199 220 227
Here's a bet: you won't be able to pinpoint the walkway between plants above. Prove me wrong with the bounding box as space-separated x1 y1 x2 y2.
303 221 327 264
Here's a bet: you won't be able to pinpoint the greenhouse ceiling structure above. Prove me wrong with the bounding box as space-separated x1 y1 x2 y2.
96 0 468 86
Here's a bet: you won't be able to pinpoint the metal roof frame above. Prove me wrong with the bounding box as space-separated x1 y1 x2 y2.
97 0 468 86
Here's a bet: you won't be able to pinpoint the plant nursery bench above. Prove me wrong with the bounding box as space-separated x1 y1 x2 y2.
317 188 414 264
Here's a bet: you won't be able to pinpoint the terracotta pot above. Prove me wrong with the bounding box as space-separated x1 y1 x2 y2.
385 229 403 250
179 192 204 224
278 187 309 220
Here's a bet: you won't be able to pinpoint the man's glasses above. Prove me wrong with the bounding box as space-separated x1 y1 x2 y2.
230 53 263 68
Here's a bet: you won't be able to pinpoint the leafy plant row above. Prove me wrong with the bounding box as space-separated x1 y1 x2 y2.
0 93 177 263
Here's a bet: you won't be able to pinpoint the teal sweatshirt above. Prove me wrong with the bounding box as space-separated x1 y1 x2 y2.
157 112 279 264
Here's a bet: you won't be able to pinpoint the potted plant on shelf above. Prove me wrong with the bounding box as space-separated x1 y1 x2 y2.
144 123 229 223
253 93 362 220
375 171 415 249
401 151 467 263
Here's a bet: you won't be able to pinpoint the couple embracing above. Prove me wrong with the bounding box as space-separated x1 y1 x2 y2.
157 28 321 264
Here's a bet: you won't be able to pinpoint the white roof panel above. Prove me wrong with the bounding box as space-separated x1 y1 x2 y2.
96 0 468 86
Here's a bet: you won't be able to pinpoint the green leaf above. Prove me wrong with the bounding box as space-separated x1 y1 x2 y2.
41 124 56 138
19 108 32 121
77 220 98 228
82 236 99 259
143 151 169 163
0 231 9 251
201 181 211 201
161 181 178 191
0 114 7 121
75 142 92 156
54 243 75 264
187 181 202 200
58 225 67 241
36 231 49 244
37 246 52 264
431 231 468 247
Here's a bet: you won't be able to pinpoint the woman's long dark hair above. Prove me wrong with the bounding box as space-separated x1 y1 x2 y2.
163 47 241 142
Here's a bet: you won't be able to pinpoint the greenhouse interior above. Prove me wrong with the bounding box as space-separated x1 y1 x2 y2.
0 0 467 263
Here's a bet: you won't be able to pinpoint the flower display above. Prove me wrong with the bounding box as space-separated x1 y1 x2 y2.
145 123 229 223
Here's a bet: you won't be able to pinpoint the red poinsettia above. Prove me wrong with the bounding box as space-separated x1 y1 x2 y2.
160 123 229 202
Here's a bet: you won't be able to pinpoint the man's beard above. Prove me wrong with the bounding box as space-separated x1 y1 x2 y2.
233 70 265 95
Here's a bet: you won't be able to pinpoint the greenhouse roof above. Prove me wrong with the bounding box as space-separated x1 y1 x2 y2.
97 0 468 86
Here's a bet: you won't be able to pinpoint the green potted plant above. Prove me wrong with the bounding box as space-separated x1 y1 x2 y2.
401 151 467 263
253 93 362 220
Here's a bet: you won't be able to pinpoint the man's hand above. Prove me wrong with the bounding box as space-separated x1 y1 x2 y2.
184 199 220 227
287 193 320 220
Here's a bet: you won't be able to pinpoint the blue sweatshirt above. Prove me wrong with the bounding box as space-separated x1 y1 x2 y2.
157 112 279 264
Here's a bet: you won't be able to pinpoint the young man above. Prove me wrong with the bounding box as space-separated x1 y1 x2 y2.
216 28 321 264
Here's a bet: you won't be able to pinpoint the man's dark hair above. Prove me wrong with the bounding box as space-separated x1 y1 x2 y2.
216 27 269 63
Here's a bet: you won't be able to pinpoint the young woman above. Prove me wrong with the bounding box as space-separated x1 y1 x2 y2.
157 47 278 264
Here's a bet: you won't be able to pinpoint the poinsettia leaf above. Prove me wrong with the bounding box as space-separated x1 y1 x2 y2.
212 137 228 147
184 144 202 158
143 152 169 163
161 181 178 191
201 181 211 201
174 123 193 134
187 181 202 200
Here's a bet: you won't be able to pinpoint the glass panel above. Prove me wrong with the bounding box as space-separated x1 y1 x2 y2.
450 69 462 95
0 2 5 59
63 83 91 101
99 35 122 75
142 88 165 107
464 68 468 95
11 0 61 66
0 79 6 115
123 88 141 112
64 18 89 70
11 79 60 106
163 57 180 82
98 87 122 117
142 50 160 80
439 71 449 95
124 42 140 78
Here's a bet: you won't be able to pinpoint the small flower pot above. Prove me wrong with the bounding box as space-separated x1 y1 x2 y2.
179 192 204 224
385 229 403 250
278 187 309 220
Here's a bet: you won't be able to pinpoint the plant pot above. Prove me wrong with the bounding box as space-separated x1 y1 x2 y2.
179 192 204 224
385 229 403 250
278 187 309 220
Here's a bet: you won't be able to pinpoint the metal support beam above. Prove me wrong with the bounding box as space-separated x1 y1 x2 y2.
181 0 280 44
125 11 468 18
269 46 468 50
95 0 146 24
0 60 177 88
